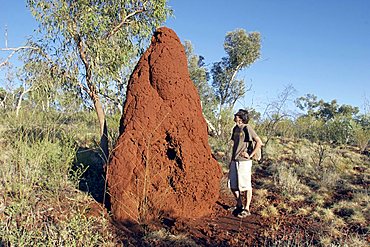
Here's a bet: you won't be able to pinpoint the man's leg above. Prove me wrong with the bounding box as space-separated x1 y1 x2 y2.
236 190 252 218
245 189 252 212
231 189 243 208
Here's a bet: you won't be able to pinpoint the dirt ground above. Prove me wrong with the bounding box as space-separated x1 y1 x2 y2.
100 165 318 247
80 144 369 246
109 177 267 246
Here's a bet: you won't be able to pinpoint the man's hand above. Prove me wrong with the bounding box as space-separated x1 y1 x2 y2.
240 151 250 159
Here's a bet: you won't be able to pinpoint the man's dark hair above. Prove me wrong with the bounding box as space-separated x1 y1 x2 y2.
234 109 250 124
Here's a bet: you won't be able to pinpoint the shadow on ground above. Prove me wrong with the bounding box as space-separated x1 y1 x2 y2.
71 147 110 209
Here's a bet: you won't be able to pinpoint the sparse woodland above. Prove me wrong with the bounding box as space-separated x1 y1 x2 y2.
1 1 369 246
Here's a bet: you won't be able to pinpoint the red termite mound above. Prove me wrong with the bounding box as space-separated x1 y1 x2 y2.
107 27 222 223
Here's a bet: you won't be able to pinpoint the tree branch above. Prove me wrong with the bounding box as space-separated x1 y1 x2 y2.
97 89 121 105
0 46 39 52
229 62 243 84
77 80 90 95
75 34 95 99
106 8 145 39
0 46 40 68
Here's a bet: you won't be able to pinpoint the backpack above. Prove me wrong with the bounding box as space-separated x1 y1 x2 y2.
244 125 262 161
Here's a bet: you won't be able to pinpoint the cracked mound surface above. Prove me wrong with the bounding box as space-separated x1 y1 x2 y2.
107 27 222 223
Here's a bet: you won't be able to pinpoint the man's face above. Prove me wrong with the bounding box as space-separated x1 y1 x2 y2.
234 115 243 125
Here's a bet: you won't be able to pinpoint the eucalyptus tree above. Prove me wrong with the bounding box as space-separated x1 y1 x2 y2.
295 94 360 121
26 0 172 159
15 48 65 116
295 94 361 144
211 28 261 136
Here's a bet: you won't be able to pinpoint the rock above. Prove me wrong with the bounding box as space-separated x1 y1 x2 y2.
107 27 222 223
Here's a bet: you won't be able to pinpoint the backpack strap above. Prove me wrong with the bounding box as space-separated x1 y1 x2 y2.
244 125 255 141
243 125 254 155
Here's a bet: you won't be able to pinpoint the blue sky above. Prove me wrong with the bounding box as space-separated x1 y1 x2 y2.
1 0 369 114
165 0 370 113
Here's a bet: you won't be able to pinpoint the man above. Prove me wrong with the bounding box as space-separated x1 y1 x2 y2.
229 109 263 218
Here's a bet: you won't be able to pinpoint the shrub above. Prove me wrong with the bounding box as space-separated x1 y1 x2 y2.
261 205 279 218
317 168 341 192
273 163 304 196
352 123 370 152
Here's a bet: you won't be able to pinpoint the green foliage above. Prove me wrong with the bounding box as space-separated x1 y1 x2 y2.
24 0 173 156
183 40 217 120
352 122 370 152
296 94 359 121
208 107 235 160
0 87 6 100
294 113 368 146
292 94 369 146
212 57 246 107
224 28 261 70
194 28 262 153
106 112 122 148
27 0 172 103
323 116 354 144
0 85 16 111
183 29 261 154
212 28 260 109
273 119 296 139
294 115 323 142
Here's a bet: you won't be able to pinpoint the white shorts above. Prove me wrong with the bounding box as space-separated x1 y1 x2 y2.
228 160 252 191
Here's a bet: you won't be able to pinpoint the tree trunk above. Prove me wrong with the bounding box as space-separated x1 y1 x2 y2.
75 34 109 162
217 103 223 137
0 94 7 109
91 92 109 162
16 87 31 117
15 91 25 117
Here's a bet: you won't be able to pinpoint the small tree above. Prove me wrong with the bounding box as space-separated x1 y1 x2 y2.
295 94 359 121
27 0 172 159
211 28 261 136
295 115 324 142
352 113 370 152
0 63 17 111
352 122 370 152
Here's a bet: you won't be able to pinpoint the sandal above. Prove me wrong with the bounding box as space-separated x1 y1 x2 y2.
237 209 251 218
228 204 243 212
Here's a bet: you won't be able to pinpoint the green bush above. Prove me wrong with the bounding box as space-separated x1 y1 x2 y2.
352 122 370 152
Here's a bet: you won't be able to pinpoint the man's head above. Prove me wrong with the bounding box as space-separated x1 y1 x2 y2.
234 109 249 124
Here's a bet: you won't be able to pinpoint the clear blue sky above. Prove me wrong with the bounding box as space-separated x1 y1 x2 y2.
1 0 369 113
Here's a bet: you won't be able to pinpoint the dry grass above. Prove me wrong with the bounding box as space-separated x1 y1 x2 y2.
253 189 269 210
0 112 118 246
261 205 279 218
259 137 370 245
272 162 309 196
143 229 198 246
